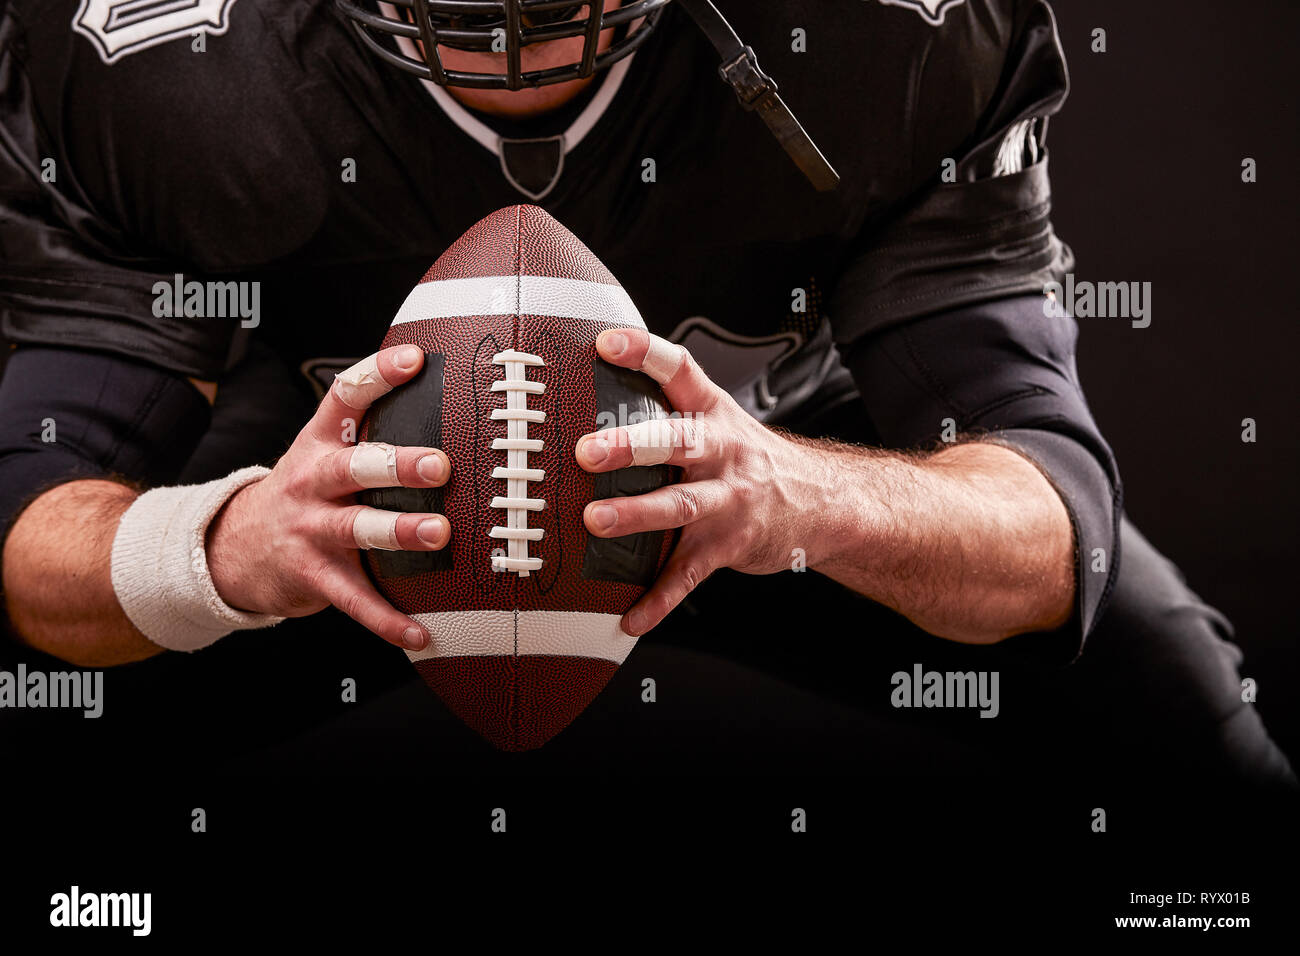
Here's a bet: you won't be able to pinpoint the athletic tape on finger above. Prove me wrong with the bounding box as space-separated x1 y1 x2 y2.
352 507 401 550
334 353 394 409
349 442 400 488
624 417 690 466
640 335 686 385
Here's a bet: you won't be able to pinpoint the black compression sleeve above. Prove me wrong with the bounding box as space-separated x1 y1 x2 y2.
0 347 211 551
839 294 1123 664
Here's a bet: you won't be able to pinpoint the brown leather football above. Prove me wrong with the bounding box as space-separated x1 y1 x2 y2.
359 205 677 751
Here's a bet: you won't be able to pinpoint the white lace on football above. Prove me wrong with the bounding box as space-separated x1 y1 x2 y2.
489 350 547 575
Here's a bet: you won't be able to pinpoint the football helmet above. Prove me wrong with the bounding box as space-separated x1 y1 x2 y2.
335 0 838 190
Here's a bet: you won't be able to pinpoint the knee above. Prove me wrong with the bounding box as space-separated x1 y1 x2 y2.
1080 519 1296 788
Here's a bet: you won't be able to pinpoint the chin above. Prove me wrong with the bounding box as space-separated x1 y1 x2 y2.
447 77 594 117
439 41 612 117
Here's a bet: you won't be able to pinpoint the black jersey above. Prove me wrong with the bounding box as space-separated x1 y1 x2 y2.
0 0 1120 659
1 0 1071 411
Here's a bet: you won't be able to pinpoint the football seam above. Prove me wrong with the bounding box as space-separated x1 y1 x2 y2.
513 204 521 751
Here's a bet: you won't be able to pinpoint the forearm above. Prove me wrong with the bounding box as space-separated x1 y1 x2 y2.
2 479 162 667
796 437 1075 643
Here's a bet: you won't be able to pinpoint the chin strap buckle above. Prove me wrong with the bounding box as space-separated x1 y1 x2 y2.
677 0 840 191
717 45 840 192
719 46 777 111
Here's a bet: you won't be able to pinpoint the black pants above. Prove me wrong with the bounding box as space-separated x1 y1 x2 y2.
9 508 1289 786
614 515 1298 786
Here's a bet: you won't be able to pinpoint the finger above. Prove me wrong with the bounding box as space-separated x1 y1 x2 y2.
584 479 730 538
620 545 720 637
316 562 429 651
330 505 450 552
307 345 425 446
314 442 450 499
596 329 721 413
576 416 709 471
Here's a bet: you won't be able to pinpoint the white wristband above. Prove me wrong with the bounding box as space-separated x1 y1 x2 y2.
110 466 285 652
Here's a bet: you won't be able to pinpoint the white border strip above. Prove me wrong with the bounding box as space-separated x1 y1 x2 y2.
561 51 636 152
405 610 637 665
389 274 645 328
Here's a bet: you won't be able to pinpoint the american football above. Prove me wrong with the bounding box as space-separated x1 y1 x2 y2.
359 204 677 750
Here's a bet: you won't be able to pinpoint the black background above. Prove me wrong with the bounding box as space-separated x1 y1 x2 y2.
1049 0 1298 759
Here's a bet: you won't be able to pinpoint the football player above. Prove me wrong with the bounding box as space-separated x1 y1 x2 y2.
0 0 1291 783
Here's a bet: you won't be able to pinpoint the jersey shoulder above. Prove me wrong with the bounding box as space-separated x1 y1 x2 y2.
4 1 399 268
723 0 1065 195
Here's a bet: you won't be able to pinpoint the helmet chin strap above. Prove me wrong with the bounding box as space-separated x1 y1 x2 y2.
674 0 840 192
